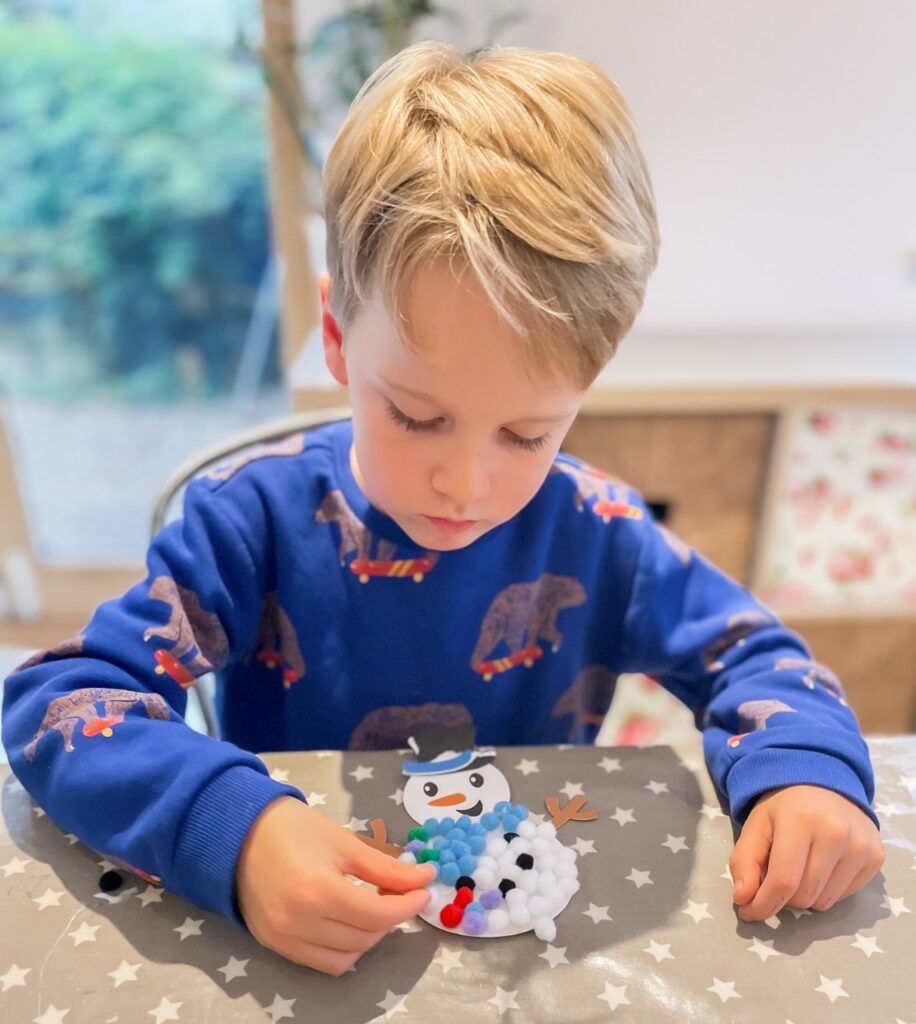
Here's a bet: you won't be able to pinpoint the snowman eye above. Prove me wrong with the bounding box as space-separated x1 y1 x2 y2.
423 782 439 797
469 773 484 788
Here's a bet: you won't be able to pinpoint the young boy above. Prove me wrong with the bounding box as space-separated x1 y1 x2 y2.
2 41 883 976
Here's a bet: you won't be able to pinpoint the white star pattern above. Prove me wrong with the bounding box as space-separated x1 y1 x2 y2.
560 781 584 799
881 895 910 917
598 756 621 773
626 868 653 889
1 856 30 876
349 765 374 782
1 963 31 991
875 802 900 817
700 804 726 820
899 773 916 790
583 903 612 924
645 780 669 795
707 978 740 1003
344 817 369 832
68 922 99 946
63 833 79 845
662 834 688 853
108 961 141 987
488 987 520 1015
32 1006 69 1024
148 996 182 1023
644 940 674 962
263 995 296 1023
850 933 882 957
610 807 636 826
763 914 783 929
33 806 46 818
815 976 849 1003
748 938 780 962
539 944 569 968
217 956 249 982
34 888 65 910
432 947 463 973
683 901 712 923
174 917 203 941
136 886 163 907
389 788 404 807
571 837 596 856
597 983 629 1010
269 768 290 782
375 990 408 1018
305 792 327 806
515 758 539 775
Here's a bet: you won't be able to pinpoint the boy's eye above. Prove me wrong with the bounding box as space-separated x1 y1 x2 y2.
386 401 442 433
504 430 549 453
387 399 548 451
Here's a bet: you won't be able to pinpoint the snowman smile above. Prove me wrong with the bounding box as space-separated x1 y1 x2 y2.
456 800 483 817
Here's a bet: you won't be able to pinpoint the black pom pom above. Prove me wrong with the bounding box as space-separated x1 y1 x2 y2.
455 875 475 891
515 853 534 870
503 832 519 842
498 878 516 896
99 869 123 893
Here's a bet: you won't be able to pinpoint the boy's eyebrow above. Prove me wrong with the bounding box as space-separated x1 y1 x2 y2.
382 378 575 426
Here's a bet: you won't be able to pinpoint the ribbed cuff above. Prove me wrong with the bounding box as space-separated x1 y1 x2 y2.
172 765 305 925
725 747 879 829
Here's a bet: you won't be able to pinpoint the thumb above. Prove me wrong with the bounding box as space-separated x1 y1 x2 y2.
346 837 437 894
730 809 772 907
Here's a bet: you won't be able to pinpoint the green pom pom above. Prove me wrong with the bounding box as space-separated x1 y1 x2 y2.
417 848 440 863
407 826 429 842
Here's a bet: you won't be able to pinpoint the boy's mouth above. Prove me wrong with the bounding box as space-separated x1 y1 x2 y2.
424 515 478 534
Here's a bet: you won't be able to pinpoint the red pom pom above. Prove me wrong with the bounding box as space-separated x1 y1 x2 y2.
439 903 464 929
454 886 473 908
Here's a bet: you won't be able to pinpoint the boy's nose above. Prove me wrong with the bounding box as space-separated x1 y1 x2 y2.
431 446 489 510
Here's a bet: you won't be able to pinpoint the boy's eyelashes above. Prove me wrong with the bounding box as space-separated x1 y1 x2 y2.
384 400 549 452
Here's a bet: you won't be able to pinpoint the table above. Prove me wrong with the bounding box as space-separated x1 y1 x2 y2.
2 737 914 1023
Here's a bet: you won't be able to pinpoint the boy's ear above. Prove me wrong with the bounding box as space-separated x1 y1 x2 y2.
319 273 348 387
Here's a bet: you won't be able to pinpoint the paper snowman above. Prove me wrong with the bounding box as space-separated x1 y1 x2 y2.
397 726 582 943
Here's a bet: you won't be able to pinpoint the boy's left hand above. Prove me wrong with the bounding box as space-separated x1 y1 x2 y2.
729 784 885 921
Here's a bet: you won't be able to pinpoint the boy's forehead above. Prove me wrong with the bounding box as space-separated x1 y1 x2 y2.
357 271 582 418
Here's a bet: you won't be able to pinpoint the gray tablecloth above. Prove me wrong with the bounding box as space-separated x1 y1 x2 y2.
1 737 914 1023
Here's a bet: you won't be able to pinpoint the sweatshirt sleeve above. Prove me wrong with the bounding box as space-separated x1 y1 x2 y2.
611 500 877 828
0 475 305 924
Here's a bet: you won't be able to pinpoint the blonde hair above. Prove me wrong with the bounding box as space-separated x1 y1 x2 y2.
323 41 659 387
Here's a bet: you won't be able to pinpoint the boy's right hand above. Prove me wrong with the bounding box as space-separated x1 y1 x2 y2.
236 796 434 975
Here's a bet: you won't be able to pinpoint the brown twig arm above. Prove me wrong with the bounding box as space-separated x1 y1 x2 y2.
355 818 403 858
545 795 599 830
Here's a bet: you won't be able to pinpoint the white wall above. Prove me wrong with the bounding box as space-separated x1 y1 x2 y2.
298 2 916 382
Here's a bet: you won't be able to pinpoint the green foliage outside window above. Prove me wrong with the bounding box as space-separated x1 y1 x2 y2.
0 13 273 401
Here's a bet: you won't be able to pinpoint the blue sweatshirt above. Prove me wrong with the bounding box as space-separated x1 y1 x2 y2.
1 419 877 924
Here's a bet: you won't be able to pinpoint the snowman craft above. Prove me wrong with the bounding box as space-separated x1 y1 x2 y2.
362 725 597 943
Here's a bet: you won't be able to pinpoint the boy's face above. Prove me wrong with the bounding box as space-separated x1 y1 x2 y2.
322 261 585 552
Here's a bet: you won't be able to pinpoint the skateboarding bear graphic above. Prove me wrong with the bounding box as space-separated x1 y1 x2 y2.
551 461 642 522
348 702 474 751
12 635 85 674
551 664 619 737
253 592 306 687
316 488 438 582
143 576 230 687
472 574 587 680
24 688 171 761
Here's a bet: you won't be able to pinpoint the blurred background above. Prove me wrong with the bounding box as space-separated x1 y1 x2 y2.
1 0 914 744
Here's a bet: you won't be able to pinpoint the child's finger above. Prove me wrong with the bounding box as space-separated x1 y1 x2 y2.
816 843 884 911
345 837 437 894
737 823 809 921
787 837 843 910
332 873 432 933
729 811 773 906
284 938 362 976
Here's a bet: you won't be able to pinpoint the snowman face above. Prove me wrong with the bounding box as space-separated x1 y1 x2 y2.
404 764 511 824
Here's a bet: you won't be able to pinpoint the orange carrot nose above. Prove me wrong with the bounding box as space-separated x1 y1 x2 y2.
428 792 467 807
